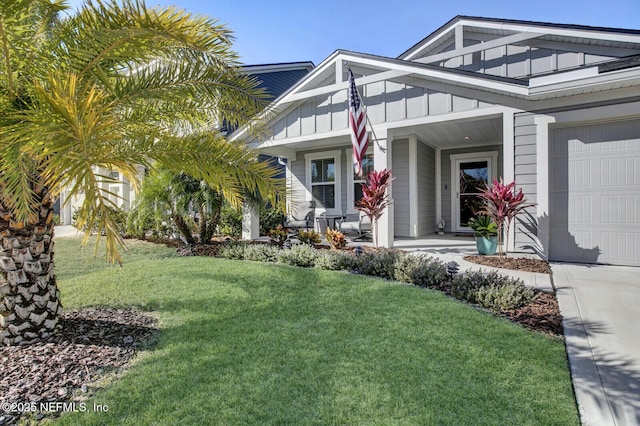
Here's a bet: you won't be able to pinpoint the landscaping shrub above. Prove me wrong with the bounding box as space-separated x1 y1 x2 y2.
325 228 346 250
355 248 403 280
268 225 289 247
243 244 280 263
297 229 321 245
394 254 448 288
219 204 242 238
217 241 250 260
277 244 318 268
259 205 285 236
449 270 535 312
314 250 357 271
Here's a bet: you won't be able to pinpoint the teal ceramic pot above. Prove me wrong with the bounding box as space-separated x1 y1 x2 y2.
475 236 497 255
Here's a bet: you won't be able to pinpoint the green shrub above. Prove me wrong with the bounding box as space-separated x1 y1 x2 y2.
219 204 242 238
394 254 448 288
314 250 357 271
217 241 250 260
277 244 318 268
450 270 535 312
355 248 403 280
260 205 285 236
243 244 280 263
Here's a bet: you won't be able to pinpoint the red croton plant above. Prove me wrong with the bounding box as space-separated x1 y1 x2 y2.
479 178 535 257
356 169 393 247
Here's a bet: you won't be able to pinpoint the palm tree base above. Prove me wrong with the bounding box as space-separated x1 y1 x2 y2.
0 221 63 346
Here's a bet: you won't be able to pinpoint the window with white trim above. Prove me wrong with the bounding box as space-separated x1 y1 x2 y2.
305 151 342 214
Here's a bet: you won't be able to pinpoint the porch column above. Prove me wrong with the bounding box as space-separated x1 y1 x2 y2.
409 135 419 237
373 128 393 247
503 110 516 252
242 202 259 240
535 115 555 260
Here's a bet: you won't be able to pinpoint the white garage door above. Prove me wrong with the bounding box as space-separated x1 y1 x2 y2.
550 119 640 266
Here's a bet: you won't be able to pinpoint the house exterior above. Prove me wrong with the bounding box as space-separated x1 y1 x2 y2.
58 61 314 226
232 16 640 267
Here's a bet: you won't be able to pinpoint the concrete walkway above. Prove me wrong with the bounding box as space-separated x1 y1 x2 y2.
553 263 640 426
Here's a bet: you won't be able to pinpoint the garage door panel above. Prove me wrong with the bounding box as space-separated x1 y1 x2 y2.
550 119 640 266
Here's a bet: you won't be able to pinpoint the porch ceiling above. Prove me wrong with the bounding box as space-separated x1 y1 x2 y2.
393 116 503 149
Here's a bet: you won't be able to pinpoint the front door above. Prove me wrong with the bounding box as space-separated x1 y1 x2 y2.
451 152 497 232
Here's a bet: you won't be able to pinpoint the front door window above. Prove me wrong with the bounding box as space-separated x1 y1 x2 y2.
458 160 489 228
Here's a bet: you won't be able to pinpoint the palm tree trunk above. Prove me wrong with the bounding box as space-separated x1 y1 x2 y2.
0 186 63 346
173 213 195 246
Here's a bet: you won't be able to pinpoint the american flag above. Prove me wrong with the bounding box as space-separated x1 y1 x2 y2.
348 68 369 177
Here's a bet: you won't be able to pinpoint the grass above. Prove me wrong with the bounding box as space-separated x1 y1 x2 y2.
52 237 579 425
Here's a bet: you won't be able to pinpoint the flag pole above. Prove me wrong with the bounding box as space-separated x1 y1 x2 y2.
346 64 385 153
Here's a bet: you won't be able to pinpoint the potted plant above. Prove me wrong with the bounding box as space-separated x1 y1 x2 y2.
478 178 535 257
467 215 498 255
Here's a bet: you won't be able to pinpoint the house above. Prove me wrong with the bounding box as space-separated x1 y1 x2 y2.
232 16 640 267
57 61 314 226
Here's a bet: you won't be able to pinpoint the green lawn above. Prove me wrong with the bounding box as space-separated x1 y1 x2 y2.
53 238 579 425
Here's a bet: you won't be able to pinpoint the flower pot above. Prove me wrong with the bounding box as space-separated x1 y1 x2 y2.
475 236 497 255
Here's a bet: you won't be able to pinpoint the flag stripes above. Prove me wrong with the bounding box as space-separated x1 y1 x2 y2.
348 68 369 176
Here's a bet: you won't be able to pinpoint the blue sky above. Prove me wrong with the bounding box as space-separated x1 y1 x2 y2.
66 0 640 66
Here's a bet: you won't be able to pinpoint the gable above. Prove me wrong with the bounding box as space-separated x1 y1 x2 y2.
400 16 640 80
268 62 499 142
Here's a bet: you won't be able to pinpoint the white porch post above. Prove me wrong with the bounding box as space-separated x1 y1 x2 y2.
503 110 516 252
408 135 419 238
435 147 442 232
242 203 260 240
373 128 393 247
535 115 555 260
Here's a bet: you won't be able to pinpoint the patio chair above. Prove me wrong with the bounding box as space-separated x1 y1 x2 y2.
283 200 316 232
338 212 372 240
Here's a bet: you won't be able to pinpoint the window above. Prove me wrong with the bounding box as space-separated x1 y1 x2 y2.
311 158 335 208
346 150 373 213
305 151 341 214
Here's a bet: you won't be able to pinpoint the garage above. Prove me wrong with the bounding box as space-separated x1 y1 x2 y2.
549 119 640 266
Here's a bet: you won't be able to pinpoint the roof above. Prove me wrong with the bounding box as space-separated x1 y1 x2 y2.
398 15 640 61
243 62 314 100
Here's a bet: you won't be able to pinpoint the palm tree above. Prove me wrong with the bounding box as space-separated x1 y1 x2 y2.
0 0 281 345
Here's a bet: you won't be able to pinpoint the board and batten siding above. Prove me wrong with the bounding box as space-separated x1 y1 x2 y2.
513 112 538 252
425 38 627 80
271 81 494 140
392 139 411 237
418 142 436 237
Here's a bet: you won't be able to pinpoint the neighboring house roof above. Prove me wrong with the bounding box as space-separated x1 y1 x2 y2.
243 62 315 100
220 61 314 135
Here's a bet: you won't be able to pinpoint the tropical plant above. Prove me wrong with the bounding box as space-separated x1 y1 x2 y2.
297 229 321 245
356 169 393 247
0 0 281 345
324 228 346 250
478 178 535 257
268 225 289 247
466 215 498 238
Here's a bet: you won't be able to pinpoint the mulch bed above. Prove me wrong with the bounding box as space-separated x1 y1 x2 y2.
0 308 158 425
463 255 553 274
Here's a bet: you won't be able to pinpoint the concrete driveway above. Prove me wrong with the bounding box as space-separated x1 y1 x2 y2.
553 263 640 426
